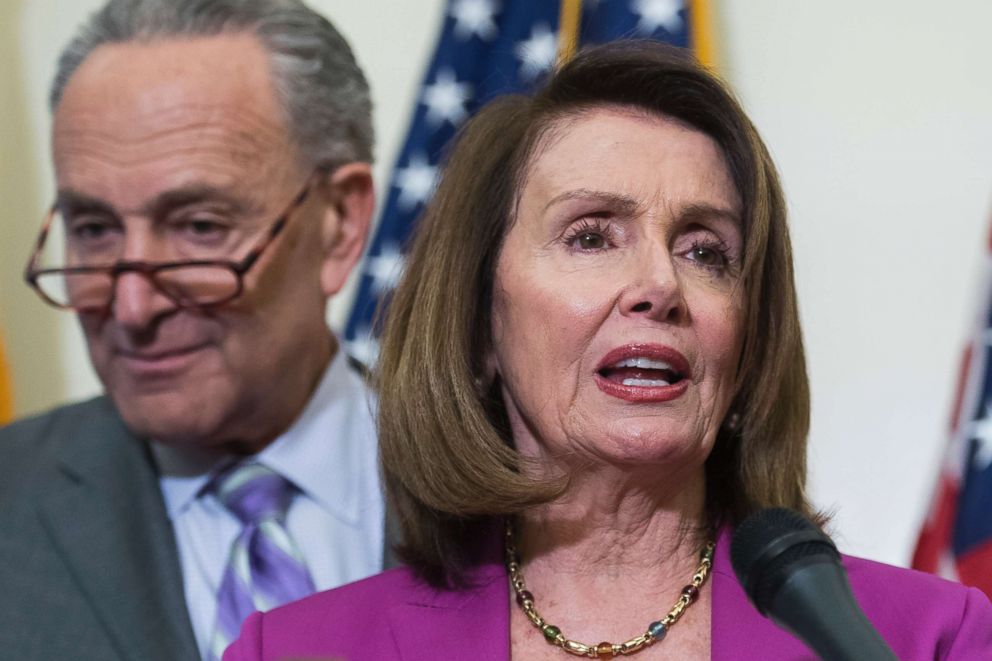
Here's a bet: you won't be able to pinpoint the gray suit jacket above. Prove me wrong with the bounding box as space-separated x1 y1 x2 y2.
0 396 398 661
0 397 199 660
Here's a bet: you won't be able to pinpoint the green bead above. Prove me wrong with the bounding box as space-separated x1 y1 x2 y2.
542 624 561 642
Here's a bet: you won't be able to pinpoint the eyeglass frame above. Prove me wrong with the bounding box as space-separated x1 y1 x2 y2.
24 169 326 313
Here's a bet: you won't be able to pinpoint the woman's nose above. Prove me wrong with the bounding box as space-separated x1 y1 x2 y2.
618 247 686 323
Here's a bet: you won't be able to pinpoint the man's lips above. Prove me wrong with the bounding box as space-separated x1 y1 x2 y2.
594 344 691 403
115 343 211 376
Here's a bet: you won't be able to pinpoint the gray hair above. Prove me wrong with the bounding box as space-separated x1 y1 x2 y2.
50 0 374 167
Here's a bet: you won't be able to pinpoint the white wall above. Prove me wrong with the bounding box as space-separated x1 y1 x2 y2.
5 0 991 567
720 0 992 564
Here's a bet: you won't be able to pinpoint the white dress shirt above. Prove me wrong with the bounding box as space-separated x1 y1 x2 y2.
153 350 384 660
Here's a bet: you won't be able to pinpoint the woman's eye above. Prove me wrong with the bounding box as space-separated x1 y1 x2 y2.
564 219 613 252
686 244 729 269
576 231 606 250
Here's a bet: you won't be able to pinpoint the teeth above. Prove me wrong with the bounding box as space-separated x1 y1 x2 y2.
613 357 674 370
622 378 671 387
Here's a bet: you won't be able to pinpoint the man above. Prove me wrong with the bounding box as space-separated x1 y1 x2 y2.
0 1 387 659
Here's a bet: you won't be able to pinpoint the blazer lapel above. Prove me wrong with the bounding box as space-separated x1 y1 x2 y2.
387 564 510 661
711 526 812 660
36 400 200 661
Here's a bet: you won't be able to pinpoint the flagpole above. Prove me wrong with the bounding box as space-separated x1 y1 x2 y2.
0 334 13 424
688 0 719 70
557 0 582 66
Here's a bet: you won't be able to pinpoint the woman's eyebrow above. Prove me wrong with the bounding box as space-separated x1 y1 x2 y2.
677 202 742 227
541 188 641 215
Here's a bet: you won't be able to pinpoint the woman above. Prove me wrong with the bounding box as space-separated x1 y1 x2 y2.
225 42 992 660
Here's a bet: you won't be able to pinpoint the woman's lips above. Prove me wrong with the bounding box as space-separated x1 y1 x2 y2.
595 374 689 402
595 343 691 403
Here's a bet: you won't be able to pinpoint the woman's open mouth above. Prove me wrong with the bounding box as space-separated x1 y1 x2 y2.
594 345 691 403
597 356 685 387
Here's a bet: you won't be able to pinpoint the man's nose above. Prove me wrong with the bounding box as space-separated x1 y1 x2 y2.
111 232 178 328
618 245 687 324
112 270 178 329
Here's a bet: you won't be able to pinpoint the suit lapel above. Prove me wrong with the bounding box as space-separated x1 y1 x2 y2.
387 564 510 661
37 399 200 661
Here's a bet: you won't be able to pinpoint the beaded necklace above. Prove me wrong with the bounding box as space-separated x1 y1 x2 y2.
505 521 715 658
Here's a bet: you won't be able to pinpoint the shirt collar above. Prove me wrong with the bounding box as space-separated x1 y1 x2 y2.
153 350 376 525
153 440 227 521
257 350 376 526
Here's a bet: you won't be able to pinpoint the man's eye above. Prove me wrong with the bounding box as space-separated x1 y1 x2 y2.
188 219 224 233
67 218 118 242
74 223 108 239
175 218 231 239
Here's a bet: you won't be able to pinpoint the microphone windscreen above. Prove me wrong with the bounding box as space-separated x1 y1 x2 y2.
730 507 839 615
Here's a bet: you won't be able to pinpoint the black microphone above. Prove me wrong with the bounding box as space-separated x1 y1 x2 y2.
730 508 897 661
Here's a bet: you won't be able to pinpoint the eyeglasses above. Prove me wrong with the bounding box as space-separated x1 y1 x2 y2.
24 173 321 313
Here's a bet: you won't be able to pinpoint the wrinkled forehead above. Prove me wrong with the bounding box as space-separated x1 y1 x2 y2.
511 104 740 221
51 33 300 195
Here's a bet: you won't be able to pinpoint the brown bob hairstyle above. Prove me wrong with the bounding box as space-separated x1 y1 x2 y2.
377 41 813 587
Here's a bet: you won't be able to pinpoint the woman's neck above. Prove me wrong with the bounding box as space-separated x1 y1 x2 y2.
519 460 708 569
508 463 713 659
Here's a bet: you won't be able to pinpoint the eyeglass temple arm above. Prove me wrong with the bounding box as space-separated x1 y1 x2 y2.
24 207 57 284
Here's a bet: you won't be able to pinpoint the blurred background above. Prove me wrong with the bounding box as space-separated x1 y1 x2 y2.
2 0 991 568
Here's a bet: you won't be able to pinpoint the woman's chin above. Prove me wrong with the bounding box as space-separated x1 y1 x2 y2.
571 428 712 473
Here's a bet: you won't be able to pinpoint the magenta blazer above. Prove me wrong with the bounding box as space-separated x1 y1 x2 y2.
224 528 992 660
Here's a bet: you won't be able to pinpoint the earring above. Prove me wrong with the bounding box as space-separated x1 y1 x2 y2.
724 411 741 433
474 373 495 396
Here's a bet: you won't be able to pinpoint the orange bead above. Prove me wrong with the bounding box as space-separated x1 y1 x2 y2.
596 642 614 656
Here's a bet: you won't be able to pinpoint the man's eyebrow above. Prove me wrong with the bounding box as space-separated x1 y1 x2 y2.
54 189 115 215
541 188 641 215
141 185 251 218
54 185 252 218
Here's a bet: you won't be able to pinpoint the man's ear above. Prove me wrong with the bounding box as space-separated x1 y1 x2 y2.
318 162 375 297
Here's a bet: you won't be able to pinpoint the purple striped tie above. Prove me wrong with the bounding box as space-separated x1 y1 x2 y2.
207 463 316 660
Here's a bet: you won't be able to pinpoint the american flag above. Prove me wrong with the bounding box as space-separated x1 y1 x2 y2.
344 0 707 364
912 214 992 598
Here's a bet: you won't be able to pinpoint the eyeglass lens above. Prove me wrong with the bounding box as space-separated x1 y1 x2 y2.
32 206 259 310
33 265 241 311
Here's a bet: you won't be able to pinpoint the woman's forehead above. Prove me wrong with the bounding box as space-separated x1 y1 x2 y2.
518 107 740 215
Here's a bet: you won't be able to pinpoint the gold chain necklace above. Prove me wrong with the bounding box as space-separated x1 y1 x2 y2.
505 521 715 658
